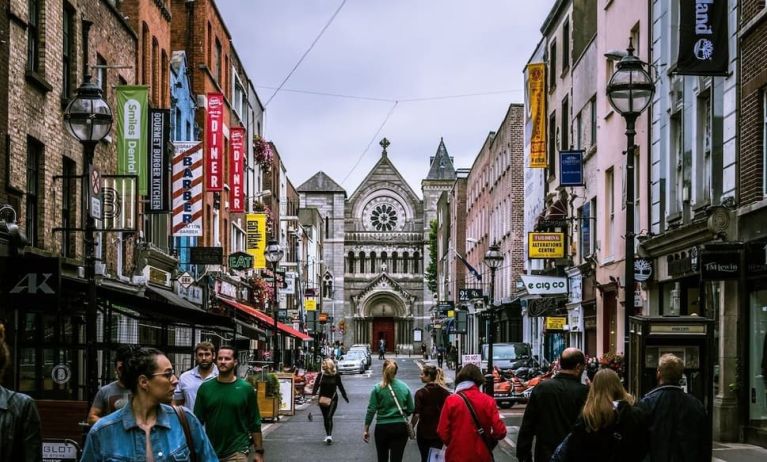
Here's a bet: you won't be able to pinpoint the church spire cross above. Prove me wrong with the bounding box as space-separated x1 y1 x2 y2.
379 137 390 157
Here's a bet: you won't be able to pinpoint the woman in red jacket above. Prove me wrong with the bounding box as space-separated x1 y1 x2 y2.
437 364 506 462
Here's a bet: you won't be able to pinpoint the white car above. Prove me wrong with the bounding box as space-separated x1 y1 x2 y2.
336 351 367 374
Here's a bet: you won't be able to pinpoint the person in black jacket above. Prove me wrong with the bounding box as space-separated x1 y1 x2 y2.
517 348 588 462
638 353 710 462
312 357 349 445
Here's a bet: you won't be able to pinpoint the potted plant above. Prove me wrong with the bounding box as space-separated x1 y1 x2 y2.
246 371 281 421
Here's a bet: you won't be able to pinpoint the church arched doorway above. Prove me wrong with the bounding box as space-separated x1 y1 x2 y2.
354 293 412 353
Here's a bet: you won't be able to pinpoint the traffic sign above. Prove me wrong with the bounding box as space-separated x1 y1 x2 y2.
89 165 102 220
462 354 481 366
177 271 194 289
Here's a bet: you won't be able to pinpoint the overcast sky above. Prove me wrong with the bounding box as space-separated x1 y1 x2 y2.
217 1 554 197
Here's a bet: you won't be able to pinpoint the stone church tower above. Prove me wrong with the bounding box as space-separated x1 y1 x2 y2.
299 138 458 353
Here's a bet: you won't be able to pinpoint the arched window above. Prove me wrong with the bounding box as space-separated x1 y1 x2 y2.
391 252 398 273
347 251 355 273
381 252 387 272
402 252 409 273
323 273 334 299
413 252 420 274
359 252 366 273
370 252 377 273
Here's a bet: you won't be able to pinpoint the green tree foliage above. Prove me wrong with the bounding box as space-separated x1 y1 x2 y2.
426 219 438 294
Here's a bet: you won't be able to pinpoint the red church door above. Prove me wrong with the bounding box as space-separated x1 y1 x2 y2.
372 317 395 353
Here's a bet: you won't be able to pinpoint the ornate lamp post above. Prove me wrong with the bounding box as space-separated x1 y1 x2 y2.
63 76 113 403
483 243 504 397
606 40 654 390
265 239 284 369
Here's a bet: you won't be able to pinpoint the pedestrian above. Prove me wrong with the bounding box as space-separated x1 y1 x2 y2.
431 344 437 361
556 368 649 461
378 338 386 360
437 363 506 462
312 358 350 445
637 353 710 462
448 345 458 371
0 322 41 462
516 347 588 462
421 344 427 360
411 365 451 462
173 341 218 412
194 345 265 461
436 347 444 369
363 359 414 462
87 344 136 424
81 347 218 462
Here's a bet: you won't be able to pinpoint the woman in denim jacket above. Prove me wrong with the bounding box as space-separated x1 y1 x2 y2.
81 347 218 461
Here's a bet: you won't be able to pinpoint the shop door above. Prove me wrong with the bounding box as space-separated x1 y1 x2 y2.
372 318 395 352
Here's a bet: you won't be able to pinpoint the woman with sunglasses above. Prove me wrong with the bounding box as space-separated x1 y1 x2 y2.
81 347 217 461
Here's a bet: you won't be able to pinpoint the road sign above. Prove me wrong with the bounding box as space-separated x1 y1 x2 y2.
462 354 481 366
177 272 194 289
89 165 102 220
458 288 482 301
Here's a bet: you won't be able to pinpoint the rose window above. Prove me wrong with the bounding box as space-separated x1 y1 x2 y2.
370 204 398 231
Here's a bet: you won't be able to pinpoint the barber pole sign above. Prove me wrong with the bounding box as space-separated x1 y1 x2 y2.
172 142 203 236
229 127 245 213
205 93 224 191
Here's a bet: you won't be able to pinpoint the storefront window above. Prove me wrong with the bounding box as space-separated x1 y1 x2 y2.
749 287 767 425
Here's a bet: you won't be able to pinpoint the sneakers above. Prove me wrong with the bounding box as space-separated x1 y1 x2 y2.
324 436 333 445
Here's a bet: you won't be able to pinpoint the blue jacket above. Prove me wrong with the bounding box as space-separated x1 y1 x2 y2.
81 400 218 462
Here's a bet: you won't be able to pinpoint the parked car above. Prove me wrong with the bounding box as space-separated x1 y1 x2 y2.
336 351 367 374
348 344 372 368
480 342 534 376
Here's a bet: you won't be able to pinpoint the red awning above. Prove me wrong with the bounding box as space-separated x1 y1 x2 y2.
218 296 312 342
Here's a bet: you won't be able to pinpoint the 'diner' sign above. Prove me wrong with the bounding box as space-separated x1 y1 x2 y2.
528 232 565 258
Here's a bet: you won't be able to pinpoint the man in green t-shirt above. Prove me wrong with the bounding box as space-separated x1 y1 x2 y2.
194 346 263 462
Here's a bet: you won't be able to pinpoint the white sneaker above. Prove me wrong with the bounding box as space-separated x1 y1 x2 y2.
326 436 333 445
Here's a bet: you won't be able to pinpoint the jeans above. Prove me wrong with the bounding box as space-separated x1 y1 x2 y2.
416 436 443 462
320 396 338 435
374 422 409 462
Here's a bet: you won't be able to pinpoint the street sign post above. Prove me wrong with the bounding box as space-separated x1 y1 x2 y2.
89 165 102 220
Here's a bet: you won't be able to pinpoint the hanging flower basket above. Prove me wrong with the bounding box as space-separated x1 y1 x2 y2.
254 137 274 169
249 276 274 308
599 352 625 379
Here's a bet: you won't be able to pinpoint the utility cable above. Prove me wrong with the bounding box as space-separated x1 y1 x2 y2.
340 101 399 186
264 0 347 107
257 85 521 104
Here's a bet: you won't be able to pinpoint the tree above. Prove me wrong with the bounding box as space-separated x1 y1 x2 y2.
426 219 438 294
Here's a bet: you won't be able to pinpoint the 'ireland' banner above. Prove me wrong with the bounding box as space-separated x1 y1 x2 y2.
116 86 148 195
677 0 729 75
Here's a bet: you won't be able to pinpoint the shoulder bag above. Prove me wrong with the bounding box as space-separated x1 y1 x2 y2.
387 384 416 439
317 374 334 407
457 392 498 455
172 404 198 462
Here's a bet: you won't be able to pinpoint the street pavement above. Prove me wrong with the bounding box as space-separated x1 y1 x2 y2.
260 355 767 461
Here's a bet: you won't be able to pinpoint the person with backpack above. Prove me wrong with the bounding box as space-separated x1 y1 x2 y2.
312 358 349 445
553 368 649 461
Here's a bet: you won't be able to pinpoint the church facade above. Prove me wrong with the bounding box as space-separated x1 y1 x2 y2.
297 139 456 353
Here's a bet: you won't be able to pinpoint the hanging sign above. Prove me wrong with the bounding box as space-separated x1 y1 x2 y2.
634 258 654 282
172 142 203 236
116 86 148 194
205 93 224 191
545 316 567 330
528 232 565 258
228 251 254 270
677 0 729 76
229 127 245 212
147 109 170 213
559 150 584 186
304 299 317 311
527 63 547 168
246 213 267 269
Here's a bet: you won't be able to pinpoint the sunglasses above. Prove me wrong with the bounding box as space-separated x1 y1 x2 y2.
151 369 176 380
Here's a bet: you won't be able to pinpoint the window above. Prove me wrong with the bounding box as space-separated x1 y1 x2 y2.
152 38 159 103
590 97 597 147
63 6 75 98
61 157 76 258
161 50 168 107
548 111 557 176
575 113 582 150
175 108 182 141
763 92 767 196
142 23 150 85
27 0 40 72
207 22 212 68
214 39 222 83
606 167 615 257
549 41 557 88
96 55 107 94
561 96 569 150
699 91 712 202
562 18 570 71
26 138 42 247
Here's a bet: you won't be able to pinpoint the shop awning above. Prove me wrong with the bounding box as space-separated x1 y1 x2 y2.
146 285 200 311
217 296 313 342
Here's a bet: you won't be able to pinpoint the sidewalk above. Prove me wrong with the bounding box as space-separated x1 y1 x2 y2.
713 442 767 462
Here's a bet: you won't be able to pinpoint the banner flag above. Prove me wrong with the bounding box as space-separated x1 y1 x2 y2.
147 109 170 213
527 63 547 168
116 86 148 194
456 252 482 282
205 93 224 191
229 127 245 213
677 0 729 75
172 142 204 236
246 213 267 269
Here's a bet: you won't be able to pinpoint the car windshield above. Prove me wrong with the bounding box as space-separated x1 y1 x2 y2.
482 343 531 361
341 352 364 361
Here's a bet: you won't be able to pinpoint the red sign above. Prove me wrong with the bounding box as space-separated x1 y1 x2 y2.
205 93 224 191
229 127 245 212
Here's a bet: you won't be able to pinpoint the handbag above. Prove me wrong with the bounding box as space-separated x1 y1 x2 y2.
387 384 415 440
427 446 446 462
457 392 499 454
172 404 198 462
317 373 335 408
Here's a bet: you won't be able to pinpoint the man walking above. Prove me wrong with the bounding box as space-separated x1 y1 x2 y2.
87 344 135 424
638 353 710 462
174 341 218 411
517 348 588 462
195 346 264 462
378 338 386 360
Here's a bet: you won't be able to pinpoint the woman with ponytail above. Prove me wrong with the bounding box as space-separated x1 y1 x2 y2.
411 365 450 461
363 359 414 462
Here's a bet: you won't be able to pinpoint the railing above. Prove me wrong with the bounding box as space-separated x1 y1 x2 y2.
345 231 424 243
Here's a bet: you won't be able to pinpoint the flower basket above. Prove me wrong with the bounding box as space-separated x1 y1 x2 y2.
598 353 625 379
254 137 273 170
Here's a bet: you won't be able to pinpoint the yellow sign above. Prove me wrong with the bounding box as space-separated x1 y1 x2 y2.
304 299 317 311
448 310 455 318
545 317 567 330
528 232 565 258
245 213 267 269
527 63 547 168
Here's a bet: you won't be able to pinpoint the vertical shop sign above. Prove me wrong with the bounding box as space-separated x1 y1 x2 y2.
677 0 729 75
172 142 203 236
229 127 245 213
116 86 148 194
527 63 547 168
246 213 267 269
147 109 170 213
205 93 224 191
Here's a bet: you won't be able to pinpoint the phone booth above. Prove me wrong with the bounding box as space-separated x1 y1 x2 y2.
629 316 714 414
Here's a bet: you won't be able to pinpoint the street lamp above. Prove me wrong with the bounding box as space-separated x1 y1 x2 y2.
483 243 503 397
265 239 284 369
63 75 113 404
606 39 654 391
